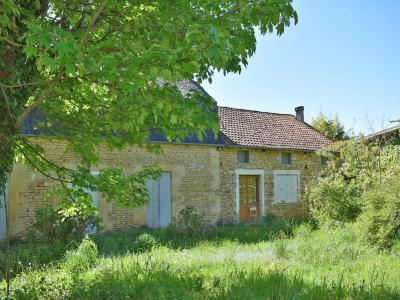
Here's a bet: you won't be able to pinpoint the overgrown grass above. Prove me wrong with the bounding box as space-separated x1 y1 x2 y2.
2 219 400 299
0 215 300 279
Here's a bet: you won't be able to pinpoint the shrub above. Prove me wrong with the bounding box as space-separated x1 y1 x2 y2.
64 237 98 274
33 206 101 242
175 205 215 238
133 233 158 252
308 178 362 222
358 178 400 250
308 140 400 223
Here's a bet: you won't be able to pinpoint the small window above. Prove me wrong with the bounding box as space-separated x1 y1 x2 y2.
281 153 292 164
237 150 249 163
321 156 328 165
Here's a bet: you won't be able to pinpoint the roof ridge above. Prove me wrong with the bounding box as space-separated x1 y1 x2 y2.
218 106 295 117
366 124 400 138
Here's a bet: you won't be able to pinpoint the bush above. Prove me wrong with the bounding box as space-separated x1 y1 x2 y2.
308 140 400 223
308 178 362 222
33 206 101 242
175 205 215 238
64 237 98 274
133 233 158 252
358 178 400 250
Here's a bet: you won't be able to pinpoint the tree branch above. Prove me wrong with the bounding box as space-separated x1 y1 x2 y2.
0 36 23 48
15 142 72 184
0 80 49 89
1 87 13 120
15 76 60 130
80 0 109 46
15 0 109 130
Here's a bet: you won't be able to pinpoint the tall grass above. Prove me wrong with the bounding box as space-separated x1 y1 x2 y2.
2 221 400 299
0 214 300 279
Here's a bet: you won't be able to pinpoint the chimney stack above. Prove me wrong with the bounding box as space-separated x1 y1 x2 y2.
295 106 304 122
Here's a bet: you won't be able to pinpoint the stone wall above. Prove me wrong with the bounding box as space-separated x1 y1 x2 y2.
8 138 323 238
8 138 220 237
219 148 322 223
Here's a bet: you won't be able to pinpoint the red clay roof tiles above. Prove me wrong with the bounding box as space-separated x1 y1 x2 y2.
218 106 333 151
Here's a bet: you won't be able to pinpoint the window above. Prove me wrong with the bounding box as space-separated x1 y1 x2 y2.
321 156 328 165
281 153 292 164
69 171 99 208
273 171 299 203
68 171 99 234
237 150 249 164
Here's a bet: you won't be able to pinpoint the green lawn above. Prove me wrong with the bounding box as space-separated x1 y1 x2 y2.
1 222 400 299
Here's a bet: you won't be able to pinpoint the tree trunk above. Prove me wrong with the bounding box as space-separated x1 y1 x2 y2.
0 139 13 299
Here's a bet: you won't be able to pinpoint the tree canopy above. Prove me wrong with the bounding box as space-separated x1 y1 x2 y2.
311 113 348 142
0 0 297 216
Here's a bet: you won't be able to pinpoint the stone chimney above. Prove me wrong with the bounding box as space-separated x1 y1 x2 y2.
295 106 304 122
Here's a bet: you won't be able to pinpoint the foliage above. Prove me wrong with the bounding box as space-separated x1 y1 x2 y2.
358 178 400 250
133 233 158 253
309 140 400 222
3 224 400 299
0 0 298 215
0 216 301 279
175 205 216 238
64 237 98 275
308 177 362 222
33 206 100 242
311 113 348 141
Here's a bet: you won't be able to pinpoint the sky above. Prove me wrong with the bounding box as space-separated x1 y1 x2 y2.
202 0 400 135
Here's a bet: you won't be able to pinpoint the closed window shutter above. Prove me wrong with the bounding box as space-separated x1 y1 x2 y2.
275 175 286 202
285 175 298 203
274 174 299 203
0 178 8 241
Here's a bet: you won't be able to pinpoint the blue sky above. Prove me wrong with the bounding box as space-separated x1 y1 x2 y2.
202 0 400 135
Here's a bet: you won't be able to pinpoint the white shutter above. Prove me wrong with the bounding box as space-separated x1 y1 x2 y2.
285 175 298 203
0 178 7 241
146 172 171 228
159 172 172 227
146 177 160 228
89 171 99 208
275 175 286 202
69 171 99 208
274 171 300 203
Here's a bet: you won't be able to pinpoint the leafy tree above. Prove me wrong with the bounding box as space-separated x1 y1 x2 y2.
0 0 298 216
358 177 400 250
309 139 400 223
311 113 348 141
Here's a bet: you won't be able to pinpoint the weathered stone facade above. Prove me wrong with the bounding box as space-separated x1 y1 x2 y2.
7 138 323 238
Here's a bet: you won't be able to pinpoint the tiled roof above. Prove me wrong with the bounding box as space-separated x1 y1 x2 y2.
218 106 333 151
20 80 332 151
366 125 400 140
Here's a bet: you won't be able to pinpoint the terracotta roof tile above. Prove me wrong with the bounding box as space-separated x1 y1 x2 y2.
218 106 333 151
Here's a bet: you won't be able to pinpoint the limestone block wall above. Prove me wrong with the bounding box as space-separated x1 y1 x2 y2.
219 148 323 223
7 137 324 238
8 138 221 237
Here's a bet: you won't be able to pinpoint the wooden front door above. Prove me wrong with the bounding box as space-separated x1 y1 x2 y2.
239 175 260 222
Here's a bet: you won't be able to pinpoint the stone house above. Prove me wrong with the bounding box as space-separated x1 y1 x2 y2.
0 81 332 240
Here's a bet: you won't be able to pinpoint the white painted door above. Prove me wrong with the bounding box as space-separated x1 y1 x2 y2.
146 172 172 228
0 179 8 242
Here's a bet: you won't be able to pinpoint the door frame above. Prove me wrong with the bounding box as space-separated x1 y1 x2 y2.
234 169 265 222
